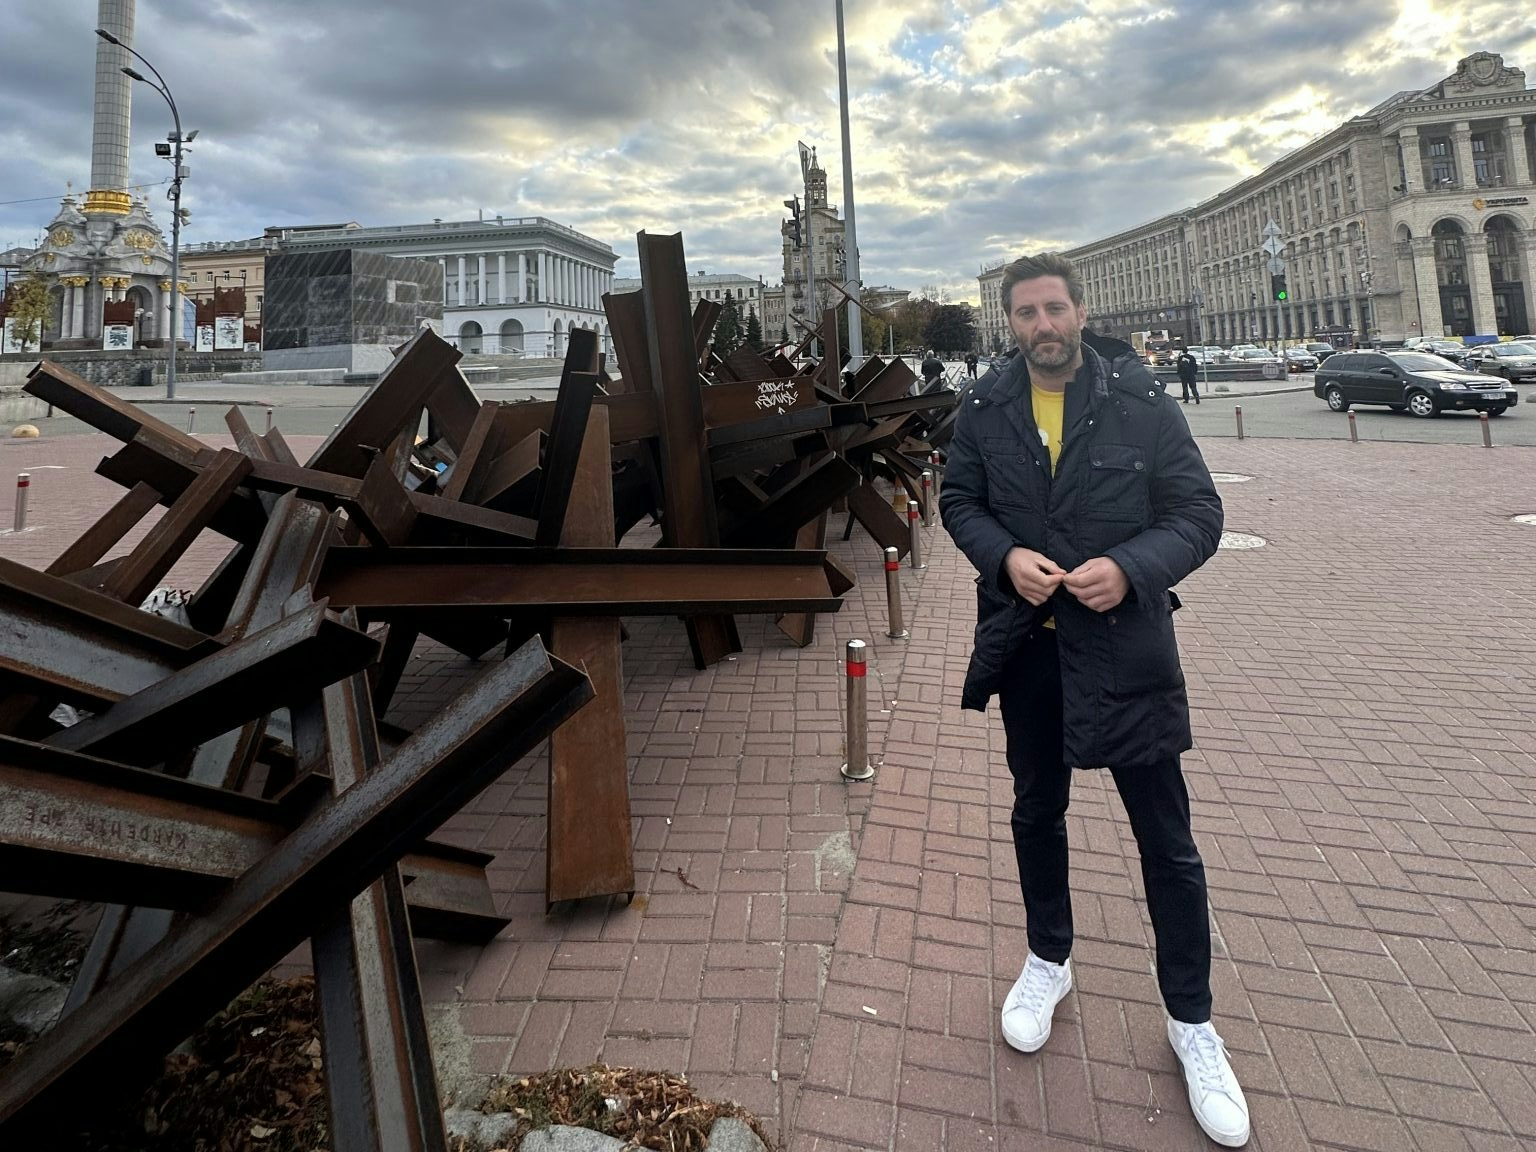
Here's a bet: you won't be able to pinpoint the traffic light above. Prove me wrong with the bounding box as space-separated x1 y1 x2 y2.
1271 274 1289 302
783 197 802 249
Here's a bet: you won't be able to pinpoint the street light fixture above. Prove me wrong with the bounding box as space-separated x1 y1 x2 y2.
96 27 194 400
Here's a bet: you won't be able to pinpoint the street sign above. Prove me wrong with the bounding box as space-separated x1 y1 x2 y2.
1261 237 1284 257
1266 256 1286 274
1262 220 1281 237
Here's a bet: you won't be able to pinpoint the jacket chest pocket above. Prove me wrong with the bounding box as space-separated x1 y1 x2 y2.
982 436 1044 509
1086 443 1149 521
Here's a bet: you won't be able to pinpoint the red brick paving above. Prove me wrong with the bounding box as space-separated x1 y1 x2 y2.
5 430 1536 1149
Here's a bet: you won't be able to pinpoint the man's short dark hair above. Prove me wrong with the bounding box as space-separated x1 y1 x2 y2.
1000 252 1084 313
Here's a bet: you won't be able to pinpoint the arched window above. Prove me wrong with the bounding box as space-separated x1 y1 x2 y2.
459 320 483 355
498 317 525 354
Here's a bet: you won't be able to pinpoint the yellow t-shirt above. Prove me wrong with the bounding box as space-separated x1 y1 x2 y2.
1031 383 1065 475
1030 383 1066 627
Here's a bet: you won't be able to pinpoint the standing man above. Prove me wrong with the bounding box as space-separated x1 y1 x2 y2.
1176 347 1201 404
965 350 980 379
939 253 1247 1148
921 349 946 392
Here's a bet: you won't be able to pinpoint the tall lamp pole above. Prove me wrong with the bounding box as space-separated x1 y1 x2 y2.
95 28 192 400
835 0 863 368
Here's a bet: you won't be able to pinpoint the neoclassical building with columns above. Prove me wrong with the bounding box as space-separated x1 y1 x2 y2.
986 52 1536 347
267 215 617 358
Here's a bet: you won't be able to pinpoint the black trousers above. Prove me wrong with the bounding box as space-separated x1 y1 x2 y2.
997 628 1212 1023
1179 375 1200 400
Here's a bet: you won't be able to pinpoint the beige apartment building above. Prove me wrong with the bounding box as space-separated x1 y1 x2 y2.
981 52 1536 347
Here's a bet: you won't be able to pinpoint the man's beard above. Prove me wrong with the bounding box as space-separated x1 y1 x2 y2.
1021 331 1080 373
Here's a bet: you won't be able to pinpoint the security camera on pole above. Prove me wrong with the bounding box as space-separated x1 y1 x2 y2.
1261 219 1287 355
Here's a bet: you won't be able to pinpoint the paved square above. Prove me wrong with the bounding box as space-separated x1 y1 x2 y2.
4 430 1534 1150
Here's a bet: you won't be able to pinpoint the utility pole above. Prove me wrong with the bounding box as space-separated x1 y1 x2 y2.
1261 218 1285 351
835 0 863 369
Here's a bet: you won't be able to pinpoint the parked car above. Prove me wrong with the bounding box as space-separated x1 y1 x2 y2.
1233 347 1282 363
1457 342 1536 382
1313 350 1518 417
1301 342 1338 363
1283 347 1319 370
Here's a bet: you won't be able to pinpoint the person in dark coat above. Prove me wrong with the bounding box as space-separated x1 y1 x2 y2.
965 351 980 378
1176 348 1201 404
939 253 1248 1148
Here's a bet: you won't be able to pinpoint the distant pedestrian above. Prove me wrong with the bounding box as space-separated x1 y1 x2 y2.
1176 349 1201 404
965 351 980 379
920 350 946 394
940 252 1246 1148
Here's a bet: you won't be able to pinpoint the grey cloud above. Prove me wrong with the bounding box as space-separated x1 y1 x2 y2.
2 0 1533 299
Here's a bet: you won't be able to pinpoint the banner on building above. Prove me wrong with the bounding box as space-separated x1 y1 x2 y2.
102 324 134 350
214 314 243 350
195 324 215 353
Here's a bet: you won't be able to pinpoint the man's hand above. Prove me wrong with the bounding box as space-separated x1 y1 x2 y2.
1004 546 1066 606
1063 556 1129 613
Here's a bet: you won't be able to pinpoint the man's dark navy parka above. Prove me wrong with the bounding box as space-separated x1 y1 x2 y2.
938 333 1223 768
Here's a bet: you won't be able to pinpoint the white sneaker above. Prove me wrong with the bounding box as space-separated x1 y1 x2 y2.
1000 954 1072 1053
1167 1017 1250 1148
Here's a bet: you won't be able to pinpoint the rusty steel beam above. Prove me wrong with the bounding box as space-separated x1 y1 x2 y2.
0 735 508 935
23 360 206 453
315 547 845 617
353 454 419 546
306 327 461 478
638 231 739 668
99 449 254 606
295 665 446 1152
534 331 601 547
439 401 501 504
424 364 483 454
547 405 633 905
44 482 162 578
844 479 910 558
96 433 268 544
46 601 379 767
602 290 651 397
241 458 537 544
0 636 592 1135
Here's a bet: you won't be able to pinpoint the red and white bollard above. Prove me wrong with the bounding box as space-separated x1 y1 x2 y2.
13 473 30 532
907 499 926 570
884 546 908 639
186 406 196 434
930 451 943 499
265 407 274 435
840 639 873 780
1235 405 1245 440
921 470 935 527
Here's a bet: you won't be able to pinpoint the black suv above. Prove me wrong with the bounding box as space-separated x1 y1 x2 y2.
1313 350 1518 418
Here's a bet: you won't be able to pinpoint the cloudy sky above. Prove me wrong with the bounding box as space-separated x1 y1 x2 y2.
2 0 1533 302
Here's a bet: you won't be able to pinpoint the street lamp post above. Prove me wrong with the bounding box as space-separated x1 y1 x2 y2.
95 28 193 400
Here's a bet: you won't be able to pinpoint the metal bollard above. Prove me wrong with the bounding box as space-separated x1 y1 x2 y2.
930 451 943 499
13 473 29 532
1235 405 1245 440
1348 411 1358 443
186 406 196 434
265 407 274 435
907 500 926 570
884 547 908 639
921 470 935 527
840 639 874 781
1481 412 1492 449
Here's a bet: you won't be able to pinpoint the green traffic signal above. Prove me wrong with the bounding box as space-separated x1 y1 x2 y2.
1270 273 1289 302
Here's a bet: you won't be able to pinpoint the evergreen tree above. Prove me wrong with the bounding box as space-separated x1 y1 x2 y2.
744 308 763 351
714 295 742 355
780 323 790 346
923 303 978 356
